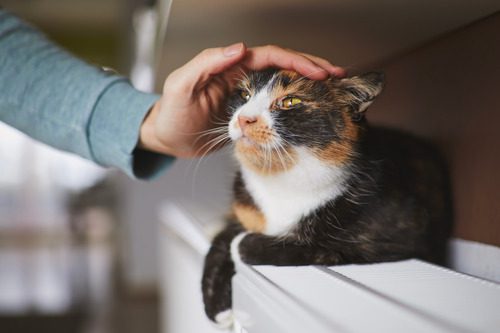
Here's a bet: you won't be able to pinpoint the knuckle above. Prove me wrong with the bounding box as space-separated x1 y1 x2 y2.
199 47 217 58
263 44 279 51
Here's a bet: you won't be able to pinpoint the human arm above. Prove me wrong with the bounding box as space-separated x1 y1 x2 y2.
0 9 170 179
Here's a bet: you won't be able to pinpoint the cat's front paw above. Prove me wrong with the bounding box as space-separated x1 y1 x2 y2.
202 261 235 327
214 309 234 330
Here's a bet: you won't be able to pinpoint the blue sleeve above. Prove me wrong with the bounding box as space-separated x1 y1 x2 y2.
0 10 175 179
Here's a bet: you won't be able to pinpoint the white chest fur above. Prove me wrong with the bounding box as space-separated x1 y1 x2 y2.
241 148 347 236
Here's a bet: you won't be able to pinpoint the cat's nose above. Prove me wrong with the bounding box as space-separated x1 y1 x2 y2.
238 115 258 130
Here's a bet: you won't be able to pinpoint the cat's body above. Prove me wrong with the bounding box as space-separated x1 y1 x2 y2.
202 70 452 327
233 127 450 264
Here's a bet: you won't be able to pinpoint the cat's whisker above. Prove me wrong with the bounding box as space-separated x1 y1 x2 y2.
183 125 229 149
190 136 232 200
192 126 228 136
194 132 230 158
265 142 273 174
209 113 231 126
192 128 228 150
263 142 270 174
268 144 277 171
194 137 231 170
272 143 287 172
184 127 228 180
273 141 290 173
194 129 228 140
277 147 288 172
211 120 231 126
268 127 296 167
275 139 296 167
193 130 227 145
191 134 231 179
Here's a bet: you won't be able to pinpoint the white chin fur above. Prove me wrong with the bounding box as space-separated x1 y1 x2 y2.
241 147 347 236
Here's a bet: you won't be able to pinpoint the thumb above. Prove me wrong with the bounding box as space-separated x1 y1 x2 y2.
182 42 247 86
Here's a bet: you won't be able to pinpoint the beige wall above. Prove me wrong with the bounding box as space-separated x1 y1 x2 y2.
368 13 500 246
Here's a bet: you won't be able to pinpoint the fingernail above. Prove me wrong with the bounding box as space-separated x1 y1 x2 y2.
224 42 244 57
330 66 347 77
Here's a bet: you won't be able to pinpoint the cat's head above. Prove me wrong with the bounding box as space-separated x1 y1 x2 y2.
227 69 384 174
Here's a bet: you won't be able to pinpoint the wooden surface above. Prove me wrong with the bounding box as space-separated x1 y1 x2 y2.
368 13 500 247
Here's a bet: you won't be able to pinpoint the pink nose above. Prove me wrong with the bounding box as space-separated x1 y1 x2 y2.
238 115 257 130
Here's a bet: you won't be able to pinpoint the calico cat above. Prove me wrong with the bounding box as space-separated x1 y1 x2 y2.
202 69 452 327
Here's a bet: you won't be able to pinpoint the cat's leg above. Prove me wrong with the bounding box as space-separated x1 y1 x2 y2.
202 222 243 328
231 232 341 266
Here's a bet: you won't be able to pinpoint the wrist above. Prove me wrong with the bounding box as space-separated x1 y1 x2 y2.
138 99 176 156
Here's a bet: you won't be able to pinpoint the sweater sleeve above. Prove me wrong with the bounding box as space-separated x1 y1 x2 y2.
0 10 174 179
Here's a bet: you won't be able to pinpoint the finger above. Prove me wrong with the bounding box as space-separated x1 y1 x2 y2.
298 52 346 77
242 45 331 80
180 42 247 87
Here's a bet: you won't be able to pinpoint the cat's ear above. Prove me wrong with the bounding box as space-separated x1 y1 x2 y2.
335 72 384 120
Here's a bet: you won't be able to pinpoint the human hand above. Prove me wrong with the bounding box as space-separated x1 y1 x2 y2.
138 42 345 158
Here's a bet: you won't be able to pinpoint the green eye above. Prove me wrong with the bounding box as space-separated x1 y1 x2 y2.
281 96 302 109
240 90 251 101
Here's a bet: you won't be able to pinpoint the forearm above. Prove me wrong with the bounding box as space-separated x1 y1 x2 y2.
0 10 173 179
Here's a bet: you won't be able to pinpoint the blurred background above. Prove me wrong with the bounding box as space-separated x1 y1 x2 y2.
0 0 499 332
0 1 161 332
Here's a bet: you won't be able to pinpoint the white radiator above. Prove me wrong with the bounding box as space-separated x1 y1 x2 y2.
159 201 500 333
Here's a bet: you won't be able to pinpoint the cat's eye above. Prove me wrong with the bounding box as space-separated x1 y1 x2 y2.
281 96 303 109
240 90 251 101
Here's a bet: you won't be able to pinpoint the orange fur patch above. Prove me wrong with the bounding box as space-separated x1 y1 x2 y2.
233 203 266 232
315 112 359 165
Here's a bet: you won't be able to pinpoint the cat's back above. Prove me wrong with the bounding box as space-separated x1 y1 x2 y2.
361 126 448 188
355 126 452 263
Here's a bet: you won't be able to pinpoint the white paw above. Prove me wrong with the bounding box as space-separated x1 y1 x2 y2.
214 309 234 330
230 232 248 265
